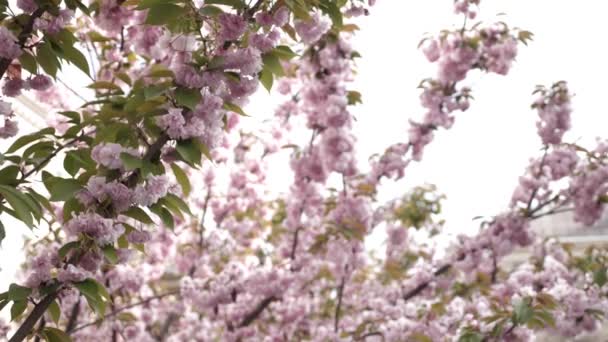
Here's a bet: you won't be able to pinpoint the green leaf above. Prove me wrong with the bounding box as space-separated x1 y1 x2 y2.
6 127 54 154
120 153 142 171
158 197 184 220
514 297 534 324
319 0 343 28
87 81 122 93
145 4 186 25
44 177 82 202
37 43 60 78
65 0 90 14
48 300 61 324
0 185 34 227
58 241 81 259
19 51 37 74
272 46 298 60
10 300 27 321
170 163 191 196
262 52 284 76
595 267 608 287
62 197 84 222
64 149 96 176
123 206 154 225
117 312 137 322
223 102 248 116
42 327 72 342
175 87 202 110
63 45 90 76
164 193 192 215
199 5 223 16
8 283 31 301
0 165 20 185
0 221 4 246
176 139 201 166
58 111 81 124
102 245 118 264
204 0 246 9
116 72 132 85
347 90 362 105
458 332 484 342
149 204 174 230
143 83 170 99
136 0 175 9
73 279 107 317
410 333 433 342
259 68 273 92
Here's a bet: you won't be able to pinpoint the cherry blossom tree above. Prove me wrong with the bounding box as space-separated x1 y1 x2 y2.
0 0 606 341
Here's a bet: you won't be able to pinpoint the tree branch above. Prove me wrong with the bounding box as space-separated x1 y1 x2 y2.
70 290 179 334
402 264 451 301
8 290 58 342
65 299 81 333
334 277 345 333
125 134 169 187
238 296 277 328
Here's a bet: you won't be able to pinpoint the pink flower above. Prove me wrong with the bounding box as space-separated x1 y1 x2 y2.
273 7 290 27
92 143 138 169
57 264 88 283
2 78 25 97
28 75 52 91
0 27 21 60
294 12 331 44
218 13 247 42
17 0 37 13
0 119 18 139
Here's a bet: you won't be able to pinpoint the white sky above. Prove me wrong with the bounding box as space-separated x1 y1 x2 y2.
2 0 608 319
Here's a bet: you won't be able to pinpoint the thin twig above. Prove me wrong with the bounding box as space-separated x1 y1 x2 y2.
334 277 346 332
70 290 179 333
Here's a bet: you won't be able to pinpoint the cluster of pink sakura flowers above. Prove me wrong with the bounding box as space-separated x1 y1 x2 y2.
4 0 608 341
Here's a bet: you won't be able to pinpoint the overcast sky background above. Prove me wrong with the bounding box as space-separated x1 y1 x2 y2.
2 0 608 321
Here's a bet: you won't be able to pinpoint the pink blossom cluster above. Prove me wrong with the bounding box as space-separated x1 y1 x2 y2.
34 9 73 34
569 161 608 226
533 81 572 145
91 143 139 170
0 99 18 139
2 74 53 97
294 11 332 44
16 0 37 13
0 27 21 60
453 0 480 19
65 212 125 246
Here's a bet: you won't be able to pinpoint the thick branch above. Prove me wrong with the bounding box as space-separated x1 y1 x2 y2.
65 299 81 333
8 291 58 342
238 296 277 328
402 264 451 301
290 227 301 260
